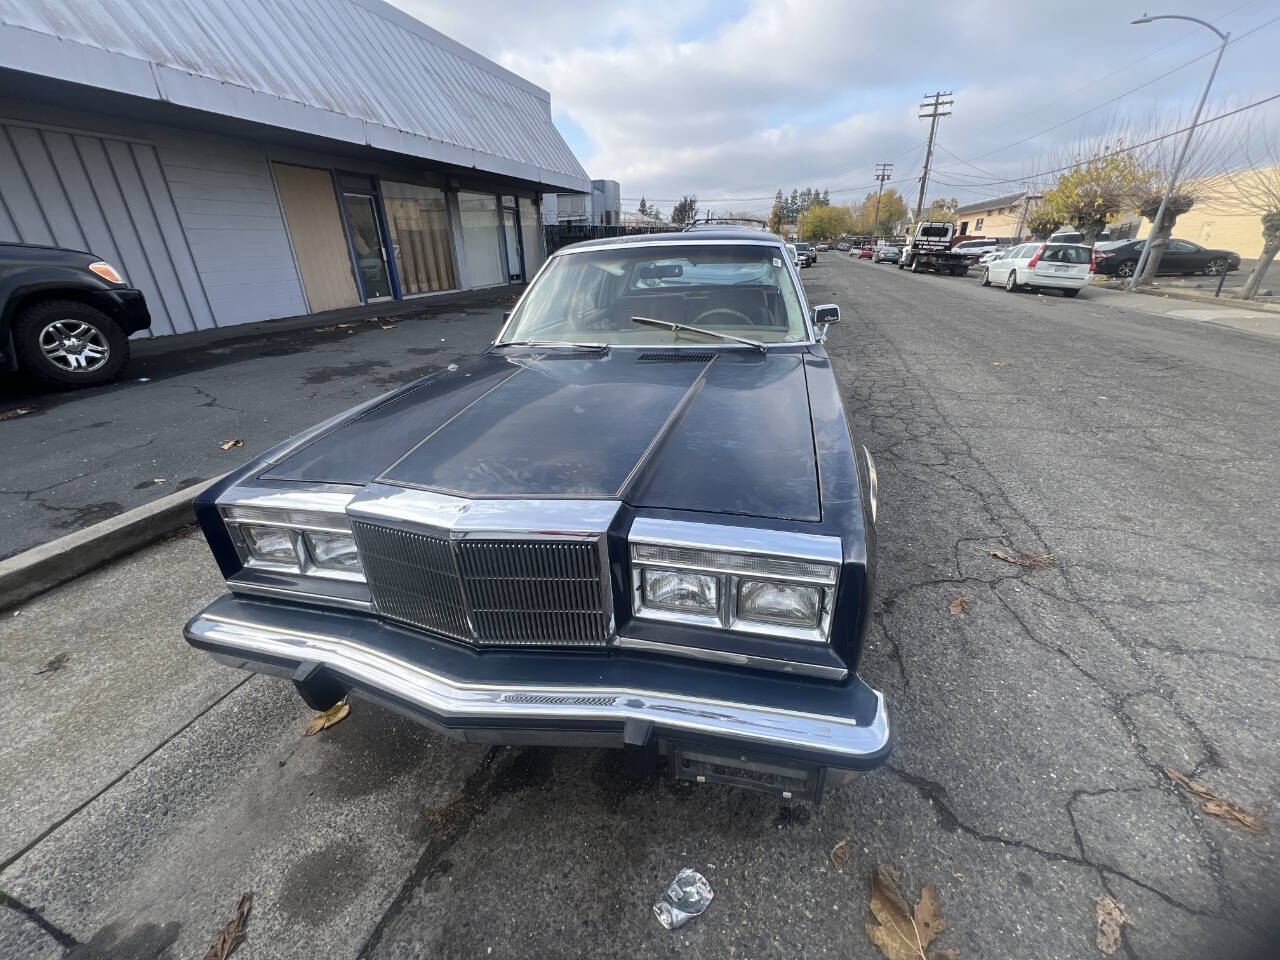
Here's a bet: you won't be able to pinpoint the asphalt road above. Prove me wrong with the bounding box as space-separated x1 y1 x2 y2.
0 300 507 560
3 255 1278 959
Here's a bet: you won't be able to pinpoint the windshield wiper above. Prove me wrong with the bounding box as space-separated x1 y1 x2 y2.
494 340 608 351
630 316 767 352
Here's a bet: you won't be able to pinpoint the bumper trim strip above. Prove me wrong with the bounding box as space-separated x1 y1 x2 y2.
187 611 889 763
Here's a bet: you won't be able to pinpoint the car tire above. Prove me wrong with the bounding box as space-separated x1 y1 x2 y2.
1005 271 1019 292
1062 288 1080 298
911 256 924 273
1204 257 1228 276
981 268 990 286
1115 259 1137 278
13 299 129 387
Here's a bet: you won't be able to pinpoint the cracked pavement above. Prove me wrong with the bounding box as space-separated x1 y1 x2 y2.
1 256 1277 959
0 302 505 560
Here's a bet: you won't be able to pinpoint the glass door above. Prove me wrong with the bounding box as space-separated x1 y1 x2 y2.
342 193 393 300
502 208 523 282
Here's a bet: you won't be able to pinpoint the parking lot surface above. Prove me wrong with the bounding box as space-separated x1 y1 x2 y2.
2 255 1277 959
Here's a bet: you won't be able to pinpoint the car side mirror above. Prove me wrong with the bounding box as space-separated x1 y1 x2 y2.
813 304 840 341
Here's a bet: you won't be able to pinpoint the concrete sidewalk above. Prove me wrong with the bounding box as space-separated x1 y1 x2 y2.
1085 283 1280 339
0 297 510 561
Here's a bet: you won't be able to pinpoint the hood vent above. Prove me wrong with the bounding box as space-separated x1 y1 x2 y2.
637 352 715 363
535 351 607 361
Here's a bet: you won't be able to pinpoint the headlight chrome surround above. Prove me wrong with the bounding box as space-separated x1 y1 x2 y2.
629 520 840 643
219 488 365 585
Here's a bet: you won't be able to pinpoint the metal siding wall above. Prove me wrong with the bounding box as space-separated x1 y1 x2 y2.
0 121 217 337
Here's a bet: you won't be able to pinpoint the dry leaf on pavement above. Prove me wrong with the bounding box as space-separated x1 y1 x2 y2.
830 837 853 869
304 697 350 736
865 864 954 960
1165 768 1266 833
989 548 1053 569
1095 894 1129 955
218 438 244 450
203 892 252 960
948 597 969 615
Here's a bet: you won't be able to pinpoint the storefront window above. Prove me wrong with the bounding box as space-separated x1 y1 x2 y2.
458 191 504 288
519 198 544 278
382 181 457 294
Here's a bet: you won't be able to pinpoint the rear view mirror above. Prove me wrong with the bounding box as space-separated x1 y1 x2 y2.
813 304 840 325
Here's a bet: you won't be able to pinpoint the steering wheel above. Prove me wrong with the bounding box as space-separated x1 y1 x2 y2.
693 307 752 326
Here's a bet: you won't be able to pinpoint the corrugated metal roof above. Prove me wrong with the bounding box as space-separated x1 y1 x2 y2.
0 0 589 190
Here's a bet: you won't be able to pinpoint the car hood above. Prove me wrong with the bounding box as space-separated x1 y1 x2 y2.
263 349 821 522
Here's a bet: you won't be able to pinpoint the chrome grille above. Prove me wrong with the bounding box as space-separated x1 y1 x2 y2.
352 522 610 647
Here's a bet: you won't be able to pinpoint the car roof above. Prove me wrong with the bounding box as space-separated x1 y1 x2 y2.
558 227 782 253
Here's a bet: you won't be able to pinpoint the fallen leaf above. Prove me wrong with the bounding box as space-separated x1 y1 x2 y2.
865 864 953 960
989 548 1053 569
1165 768 1266 833
219 438 244 451
1095 894 1129 955
381 324 396 330
948 597 969 615
830 837 853 869
991 361 1009 367
203 892 252 960
0 406 34 422
304 697 350 736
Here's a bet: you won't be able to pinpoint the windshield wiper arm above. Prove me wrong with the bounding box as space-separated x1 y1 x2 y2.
630 316 767 352
494 340 608 351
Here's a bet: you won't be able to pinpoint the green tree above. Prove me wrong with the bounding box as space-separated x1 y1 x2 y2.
1041 148 1152 243
1024 206 1062 240
637 197 649 217
768 201 784 234
922 196 959 222
670 195 698 226
797 204 854 242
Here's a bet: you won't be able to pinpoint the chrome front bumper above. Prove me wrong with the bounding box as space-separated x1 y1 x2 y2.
185 595 891 769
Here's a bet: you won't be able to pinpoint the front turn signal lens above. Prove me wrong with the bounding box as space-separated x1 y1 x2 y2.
88 261 124 283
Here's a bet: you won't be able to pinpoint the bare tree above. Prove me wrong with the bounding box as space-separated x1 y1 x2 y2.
1208 119 1280 299
1127 105 1241 284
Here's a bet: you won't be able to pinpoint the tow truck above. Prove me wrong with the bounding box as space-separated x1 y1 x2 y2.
898 220 972 276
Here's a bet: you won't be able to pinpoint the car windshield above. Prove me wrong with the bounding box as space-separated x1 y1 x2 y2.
498 243 810 346
795 243 811 251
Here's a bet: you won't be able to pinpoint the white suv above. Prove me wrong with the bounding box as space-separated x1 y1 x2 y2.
981 242 1092 297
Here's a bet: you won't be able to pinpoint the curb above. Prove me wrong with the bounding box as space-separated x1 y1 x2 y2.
0 475 224 611
1091 279 1280 314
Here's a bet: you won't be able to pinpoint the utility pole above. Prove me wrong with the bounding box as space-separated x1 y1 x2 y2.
914 91 953 221
872 162 893 239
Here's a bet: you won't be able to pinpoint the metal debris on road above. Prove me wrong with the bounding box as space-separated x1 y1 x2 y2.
653 868 714 929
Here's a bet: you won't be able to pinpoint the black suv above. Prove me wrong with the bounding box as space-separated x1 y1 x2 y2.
2 242 151 386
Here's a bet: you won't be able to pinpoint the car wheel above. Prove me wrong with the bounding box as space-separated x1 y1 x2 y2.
1062 288 1080 298
13 299 129 387
1115 259 1137 278
911 256 924 273
1005 271 1019 292
981 268 990 286
1204 257 1228 276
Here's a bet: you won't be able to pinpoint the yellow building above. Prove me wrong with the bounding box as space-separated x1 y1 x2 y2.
1131 164 1278 261
954 192 1032 239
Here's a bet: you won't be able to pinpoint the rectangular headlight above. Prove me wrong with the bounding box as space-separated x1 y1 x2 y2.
242 524 299 567
737 579 821 627
643 568 717 613
305 531 362 572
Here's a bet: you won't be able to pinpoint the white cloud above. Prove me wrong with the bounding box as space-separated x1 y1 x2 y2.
390 0 1280 212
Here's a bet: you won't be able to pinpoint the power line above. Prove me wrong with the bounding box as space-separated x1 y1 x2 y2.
944 10 1280 170
924 93 1280 191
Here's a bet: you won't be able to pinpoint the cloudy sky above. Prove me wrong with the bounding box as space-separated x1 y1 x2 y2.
390 0 1280 215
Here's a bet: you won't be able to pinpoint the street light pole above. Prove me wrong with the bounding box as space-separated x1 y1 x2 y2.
1128 14 1229 291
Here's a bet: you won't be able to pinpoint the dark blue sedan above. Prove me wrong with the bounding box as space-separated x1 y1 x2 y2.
184 228 889 801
